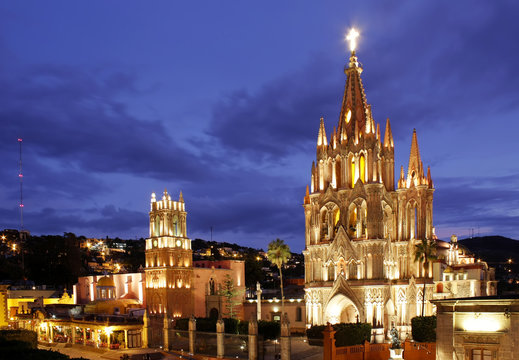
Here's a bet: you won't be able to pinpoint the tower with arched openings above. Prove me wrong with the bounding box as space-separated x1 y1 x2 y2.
303 45 435 335
144 189 194 318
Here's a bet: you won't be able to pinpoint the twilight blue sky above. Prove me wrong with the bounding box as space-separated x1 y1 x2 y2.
1 1 518 252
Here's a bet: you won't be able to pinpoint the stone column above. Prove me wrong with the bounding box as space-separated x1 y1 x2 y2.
188 315 196 354
94 329 99 348
216 316 225 358
83 328 86 345
323 323 336 360
49 323 54 343
71 326 76 344
142 310 150 348
45 323 49 342
256 282 262 321
248 315 258 360
163 313 170 350
124 329 128 349
280 313 291 360
107 329 111 349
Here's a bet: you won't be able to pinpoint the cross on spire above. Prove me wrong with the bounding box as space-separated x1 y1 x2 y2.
346 28 360 52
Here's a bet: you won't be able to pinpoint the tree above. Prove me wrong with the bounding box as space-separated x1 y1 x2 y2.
414 238 437 316
267 239 291 316
219 274 242 318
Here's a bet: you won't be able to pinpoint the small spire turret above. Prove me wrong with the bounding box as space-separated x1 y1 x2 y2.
384 118 394 148
427 166 433 189
304 185 310 205
317 117 328 147
398 165 405 189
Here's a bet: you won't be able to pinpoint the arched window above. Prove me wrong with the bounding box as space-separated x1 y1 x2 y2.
360 154 366 183
172 215 179 236
321 210 328 240
348 206 357 238
154 215 160 236
333 207 341 236
209 278 216 295
350 158 355 188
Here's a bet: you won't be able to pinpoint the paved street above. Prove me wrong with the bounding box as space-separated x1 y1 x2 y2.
39 337 323 360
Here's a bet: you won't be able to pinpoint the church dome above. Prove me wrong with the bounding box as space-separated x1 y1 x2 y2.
97 276 115 287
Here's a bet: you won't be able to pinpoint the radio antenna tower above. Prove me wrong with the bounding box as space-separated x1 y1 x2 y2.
18 137 24 230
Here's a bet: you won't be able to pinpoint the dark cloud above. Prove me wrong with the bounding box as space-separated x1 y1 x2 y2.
0 65 207 182
208 56 342 160
13 205 146 237
362 1 519 140
1 2 519 252
207 1 519 161
434 174 519 239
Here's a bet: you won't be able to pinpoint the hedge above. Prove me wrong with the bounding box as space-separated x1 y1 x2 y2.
173 317 280 339
306 323 372 347
258 320 280 340
411 316 436 342
335 323 372 347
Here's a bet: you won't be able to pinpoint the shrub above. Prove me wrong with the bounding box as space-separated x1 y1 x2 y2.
237 320 249 335
0 348 86 359
258 320 280 340
305 323 371 347
223 318 239 334
196 318 216 332
334 323 371 347
173 318 190 330
411 316 436 342
306 325 326 340
173 317 251 335
0 330 38 349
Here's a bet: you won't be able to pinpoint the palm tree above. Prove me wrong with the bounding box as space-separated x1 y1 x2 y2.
414 238 437 316
267 238 291 316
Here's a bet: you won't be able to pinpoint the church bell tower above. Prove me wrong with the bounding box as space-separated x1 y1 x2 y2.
145 189 194 317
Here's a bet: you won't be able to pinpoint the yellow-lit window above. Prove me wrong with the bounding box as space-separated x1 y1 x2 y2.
360 155 365 183
349 207 357 233
350 159 355 188
334 208 340 226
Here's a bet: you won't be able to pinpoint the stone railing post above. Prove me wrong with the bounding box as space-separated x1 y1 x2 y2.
364 340 370 360
142 310 150 348
323 323 336 360
256 282 262 321
188 315 196 355
163 313 171 350
248 315 258 360
280 313 291 360
216 316 225 358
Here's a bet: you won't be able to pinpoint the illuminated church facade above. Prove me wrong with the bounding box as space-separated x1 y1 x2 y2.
302 37 494 333
143 190 245 320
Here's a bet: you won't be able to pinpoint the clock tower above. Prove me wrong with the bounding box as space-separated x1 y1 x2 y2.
144 189 194 317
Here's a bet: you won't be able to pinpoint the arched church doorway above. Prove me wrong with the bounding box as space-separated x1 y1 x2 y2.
209 308 219 320
325 294 360 324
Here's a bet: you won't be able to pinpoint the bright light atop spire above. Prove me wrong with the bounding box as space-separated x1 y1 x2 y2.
346 28 360 52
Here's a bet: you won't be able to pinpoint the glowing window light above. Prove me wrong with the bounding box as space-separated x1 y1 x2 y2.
462 315 502 332
350 159 355 188
346 109 351 124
